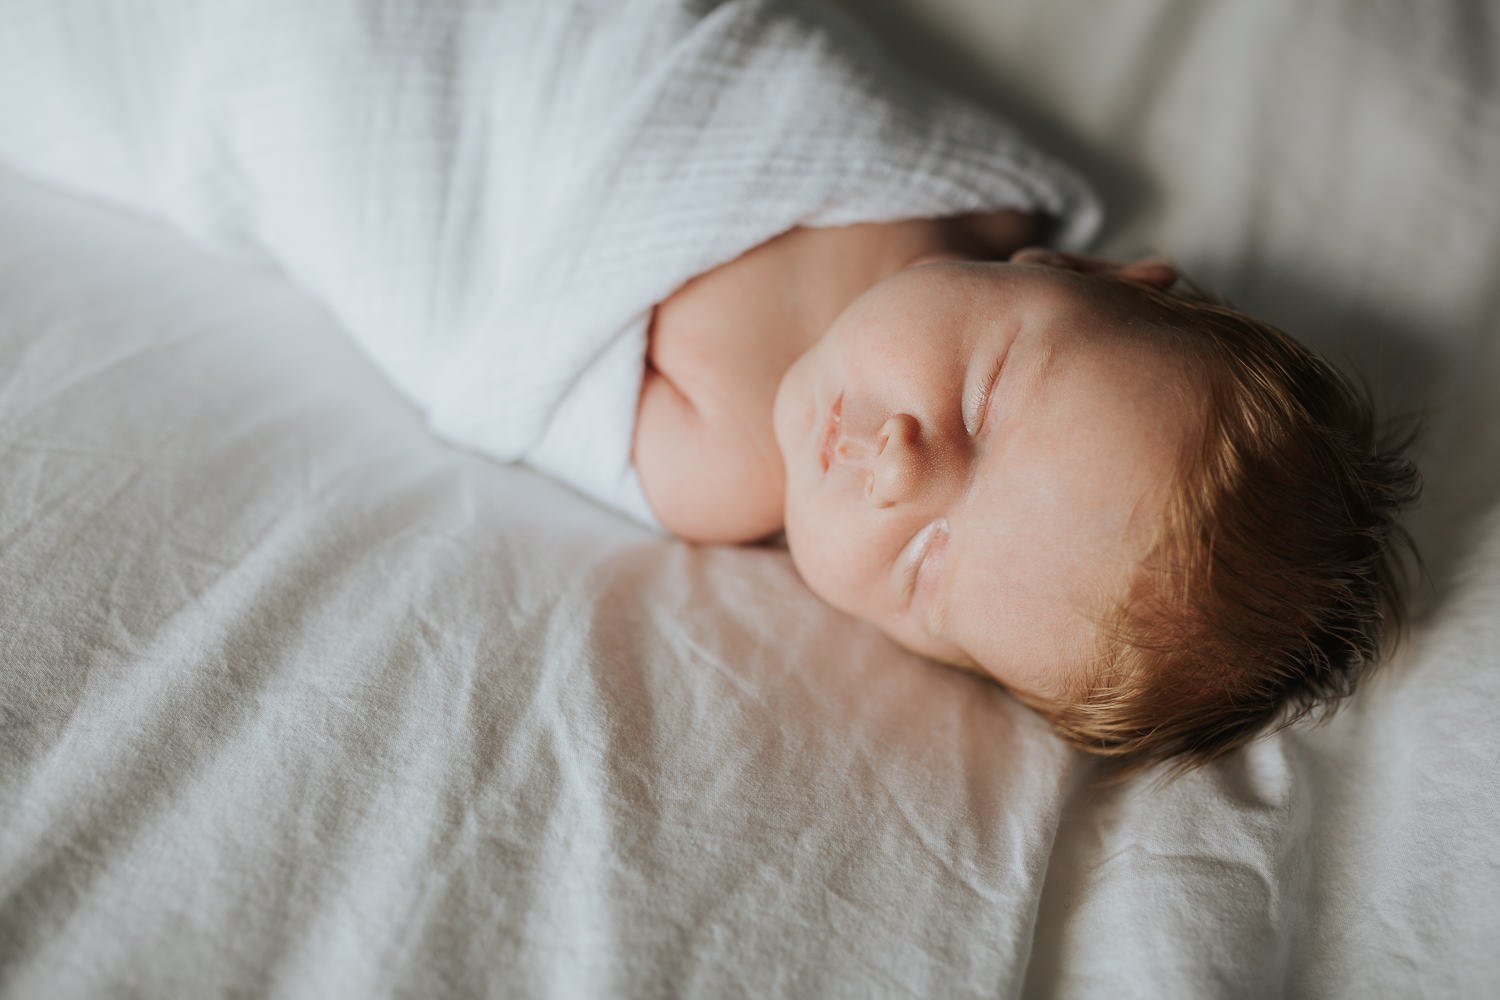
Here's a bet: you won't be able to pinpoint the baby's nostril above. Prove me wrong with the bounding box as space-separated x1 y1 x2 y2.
878 413 913 454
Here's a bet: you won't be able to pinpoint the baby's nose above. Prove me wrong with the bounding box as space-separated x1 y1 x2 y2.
867 413 923 508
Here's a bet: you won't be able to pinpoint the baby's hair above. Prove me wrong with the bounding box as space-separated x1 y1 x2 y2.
1028 276 1422 778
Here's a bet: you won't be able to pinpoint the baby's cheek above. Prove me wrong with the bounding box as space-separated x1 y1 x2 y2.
784 513 868 617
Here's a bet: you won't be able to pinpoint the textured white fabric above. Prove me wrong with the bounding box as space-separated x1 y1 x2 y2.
2 1 1499 997
0 0 1099 525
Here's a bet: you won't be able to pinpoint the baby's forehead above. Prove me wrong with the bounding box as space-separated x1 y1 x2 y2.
940 363 1191 693
913 260 1191 345
935 557 1120 704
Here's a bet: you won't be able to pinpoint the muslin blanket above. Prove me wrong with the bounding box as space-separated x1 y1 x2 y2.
0 0 1099 522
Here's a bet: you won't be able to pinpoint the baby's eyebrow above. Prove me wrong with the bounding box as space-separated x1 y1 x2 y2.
1015 337 1059 404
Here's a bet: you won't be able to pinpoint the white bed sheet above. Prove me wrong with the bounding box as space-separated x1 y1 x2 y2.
3 0 1499 997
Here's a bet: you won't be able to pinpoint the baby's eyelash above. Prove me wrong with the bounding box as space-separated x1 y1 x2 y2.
966 354 1006 434
902 553 921 601
902 536 927 600
901 519 948 604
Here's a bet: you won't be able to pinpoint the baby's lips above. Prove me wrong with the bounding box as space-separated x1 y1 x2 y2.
818 392 843 474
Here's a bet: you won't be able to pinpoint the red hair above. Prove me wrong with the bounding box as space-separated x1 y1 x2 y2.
1031 281 1422 777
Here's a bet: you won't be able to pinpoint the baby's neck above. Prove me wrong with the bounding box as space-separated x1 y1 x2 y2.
634 213 1035 542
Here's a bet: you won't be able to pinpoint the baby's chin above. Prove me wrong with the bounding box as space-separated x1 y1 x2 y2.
769 348 818 469
884 627 984 680
885 612 1090 706
925 652 1000 689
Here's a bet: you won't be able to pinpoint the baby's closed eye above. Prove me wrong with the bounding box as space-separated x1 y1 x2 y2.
898 519 950 604
965 349 1009 435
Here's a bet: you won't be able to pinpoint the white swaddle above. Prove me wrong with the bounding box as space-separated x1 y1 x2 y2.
0 0 1100 524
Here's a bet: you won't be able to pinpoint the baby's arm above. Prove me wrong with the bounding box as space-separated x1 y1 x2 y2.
636 355 786 543
634 227 802 543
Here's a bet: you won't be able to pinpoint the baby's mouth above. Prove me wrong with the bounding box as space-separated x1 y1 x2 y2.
818 393 843 475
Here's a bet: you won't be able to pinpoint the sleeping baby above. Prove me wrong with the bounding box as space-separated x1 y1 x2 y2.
636 215 1420 775
0 0 1420 774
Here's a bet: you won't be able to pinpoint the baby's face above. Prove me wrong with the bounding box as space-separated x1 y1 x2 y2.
771 258 1199 700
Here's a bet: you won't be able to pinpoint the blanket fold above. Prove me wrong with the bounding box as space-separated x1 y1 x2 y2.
0 0 1100 522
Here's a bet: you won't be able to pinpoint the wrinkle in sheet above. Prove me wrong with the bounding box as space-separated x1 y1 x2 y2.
5 458 507 983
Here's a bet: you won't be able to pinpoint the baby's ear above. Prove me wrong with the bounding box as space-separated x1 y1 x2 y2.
1115 258 1179 289
1010 247 1178 289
